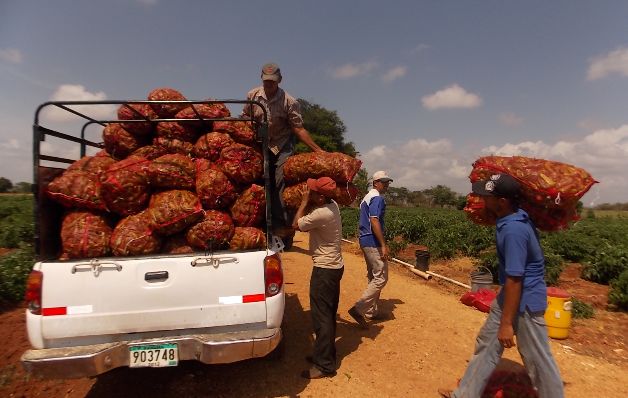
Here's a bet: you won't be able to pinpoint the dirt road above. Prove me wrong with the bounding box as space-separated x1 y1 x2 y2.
1 232 627 397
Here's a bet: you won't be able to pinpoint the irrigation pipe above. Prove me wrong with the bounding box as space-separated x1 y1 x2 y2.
389 257 431 280
341 238 471 288
425 271 471 289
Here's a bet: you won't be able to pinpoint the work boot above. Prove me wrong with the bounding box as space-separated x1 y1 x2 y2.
348 306 369 329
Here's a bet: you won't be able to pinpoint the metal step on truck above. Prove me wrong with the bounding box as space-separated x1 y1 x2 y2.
21 98 286 379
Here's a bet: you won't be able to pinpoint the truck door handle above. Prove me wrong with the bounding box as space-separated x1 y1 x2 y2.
145 271 169 282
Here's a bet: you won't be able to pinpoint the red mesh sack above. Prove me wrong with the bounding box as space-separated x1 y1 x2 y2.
147 153 195 190
284 152 362 183
213 120 256 145
176 101 231 120
186 210 235 250
229 227 266 250
153 136 194 156
463 193 496 226
175 101 231 130
282 181 359 208
60 211 112 259
130 145 168 160
195 159 238 209
102 123 146 159
147 190 203 235
100 157 151 216
194 132 235 161
110 210 162 256
470 156 596 209
117 103 156 136
155 121 198 143
464 193 581 231
218 143 263 184
482 370 538 398
162 233 194 254
46 171 105 211
230 184 266 227
147 87 187 118
66 155 116 175
467 156 597 231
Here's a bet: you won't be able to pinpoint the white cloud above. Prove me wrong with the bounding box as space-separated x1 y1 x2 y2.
499 112 523 127
482 125 628 205
587 47 628 80
358 125 628 204
421 84 482 110
406 43 430 56
360 138 473 192
0 139 20 150
42 84 117 122
0 48 23 64
329 61 378 79
382 66 407 83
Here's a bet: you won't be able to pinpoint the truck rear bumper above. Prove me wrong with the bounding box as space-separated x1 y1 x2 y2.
21 327 282 379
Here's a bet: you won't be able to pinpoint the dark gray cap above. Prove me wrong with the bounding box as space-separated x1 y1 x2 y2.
261 62 281 81
472 173 521 199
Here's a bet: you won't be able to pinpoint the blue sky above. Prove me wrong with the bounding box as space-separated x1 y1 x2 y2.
1 0 628 204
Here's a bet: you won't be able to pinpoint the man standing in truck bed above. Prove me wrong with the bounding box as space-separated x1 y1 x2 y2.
242 62 323 248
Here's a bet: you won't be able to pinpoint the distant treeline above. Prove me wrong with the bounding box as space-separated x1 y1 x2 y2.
594 203 628 211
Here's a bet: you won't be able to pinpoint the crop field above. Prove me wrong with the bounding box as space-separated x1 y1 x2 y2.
0 195 626 309
341 206 628 310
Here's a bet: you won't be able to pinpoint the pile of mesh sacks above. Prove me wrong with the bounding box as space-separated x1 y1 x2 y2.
47 87 269 259
464 155 597 231
46 88 363 260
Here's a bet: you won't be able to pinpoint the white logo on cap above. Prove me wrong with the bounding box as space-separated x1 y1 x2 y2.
490 174 501 181
485 181 495 192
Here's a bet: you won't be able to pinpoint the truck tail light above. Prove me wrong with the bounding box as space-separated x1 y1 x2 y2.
25 270 43 315
264 253 283 297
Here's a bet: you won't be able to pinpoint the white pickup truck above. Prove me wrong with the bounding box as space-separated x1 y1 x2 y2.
21 99 285 379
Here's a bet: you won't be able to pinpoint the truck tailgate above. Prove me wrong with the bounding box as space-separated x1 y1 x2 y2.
36 251 268 341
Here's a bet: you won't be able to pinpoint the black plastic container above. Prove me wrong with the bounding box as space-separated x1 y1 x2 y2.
415 249 430 272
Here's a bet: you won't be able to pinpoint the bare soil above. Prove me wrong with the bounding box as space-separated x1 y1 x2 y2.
1 233 626 397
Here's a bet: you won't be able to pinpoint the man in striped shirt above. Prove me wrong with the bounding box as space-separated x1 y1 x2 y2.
242 63 323 247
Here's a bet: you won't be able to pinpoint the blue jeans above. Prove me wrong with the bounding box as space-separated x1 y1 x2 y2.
453 300 564 398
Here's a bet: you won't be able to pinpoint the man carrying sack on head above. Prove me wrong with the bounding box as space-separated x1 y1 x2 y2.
439 173 564 398
292 177 344 379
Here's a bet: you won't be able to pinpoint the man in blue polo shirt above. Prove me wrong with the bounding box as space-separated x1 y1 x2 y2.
348 170 393 329
439 173 563 398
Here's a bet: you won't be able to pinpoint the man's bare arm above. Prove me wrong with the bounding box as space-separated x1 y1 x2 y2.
293 126 323 152
498 275 522 348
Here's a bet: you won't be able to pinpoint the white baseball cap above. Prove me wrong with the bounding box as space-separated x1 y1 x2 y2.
372 170 393 183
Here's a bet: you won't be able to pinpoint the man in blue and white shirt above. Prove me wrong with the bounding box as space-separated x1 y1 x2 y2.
348 170 393 328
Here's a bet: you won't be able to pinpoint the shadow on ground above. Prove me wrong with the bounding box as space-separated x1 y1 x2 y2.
86 293 313 397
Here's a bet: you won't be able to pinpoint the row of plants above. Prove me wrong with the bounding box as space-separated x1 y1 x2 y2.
0 195 35 305
340 207 628 311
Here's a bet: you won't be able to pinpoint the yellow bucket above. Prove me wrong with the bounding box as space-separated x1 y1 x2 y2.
544 287 572 339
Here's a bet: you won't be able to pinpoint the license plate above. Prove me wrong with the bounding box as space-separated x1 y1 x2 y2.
129 343 178 368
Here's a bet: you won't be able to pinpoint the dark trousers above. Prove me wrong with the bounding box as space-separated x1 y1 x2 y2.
269 144 293 228
310 266 344 374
